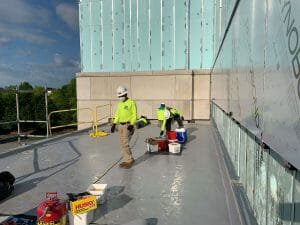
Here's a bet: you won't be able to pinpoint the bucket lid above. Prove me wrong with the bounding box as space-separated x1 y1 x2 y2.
169 143 180 146
175 128 186 132
154 137 167 141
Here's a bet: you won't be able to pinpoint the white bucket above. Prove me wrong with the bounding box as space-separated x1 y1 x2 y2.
68 210 94 225
147 143 158 152
168 143 181 154
87 183 107 204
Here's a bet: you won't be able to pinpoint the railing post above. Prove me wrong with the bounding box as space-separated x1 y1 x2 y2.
237 125 241 177
291 170 296 225
45 87 49 138
16 87 21 144
265 146 270 225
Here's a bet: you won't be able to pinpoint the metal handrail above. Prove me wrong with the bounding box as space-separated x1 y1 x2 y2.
0 87 50 143
0 121 17 125
48 107 94 136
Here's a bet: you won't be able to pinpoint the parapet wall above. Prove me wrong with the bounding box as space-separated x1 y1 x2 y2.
76 70 210 130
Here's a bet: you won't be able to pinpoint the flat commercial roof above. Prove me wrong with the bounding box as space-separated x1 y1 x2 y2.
0 122 243 225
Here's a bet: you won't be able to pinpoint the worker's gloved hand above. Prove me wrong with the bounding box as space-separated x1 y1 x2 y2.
159 131 164 137
111 124 116 133
127 125 134 132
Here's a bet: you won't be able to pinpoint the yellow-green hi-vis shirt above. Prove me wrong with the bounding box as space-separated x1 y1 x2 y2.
156 108 182 131
156 109 167 131
113 98 137 125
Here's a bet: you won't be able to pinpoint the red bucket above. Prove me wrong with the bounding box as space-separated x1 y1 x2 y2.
157 139 168 151
167 131 177 140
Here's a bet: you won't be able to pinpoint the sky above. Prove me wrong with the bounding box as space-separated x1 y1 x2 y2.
0 0 80 88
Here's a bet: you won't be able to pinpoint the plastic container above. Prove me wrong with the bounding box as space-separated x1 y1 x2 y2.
157 139 168 150
68 211 93 225
87 184 107 204
167 131 177 140
175 128 187 144
168 143 181 154
146 138 168 152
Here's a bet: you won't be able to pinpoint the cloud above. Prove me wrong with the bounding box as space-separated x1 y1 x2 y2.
0 0 54 45
56 3 79 31
0 64 27 87
0 26 55 45
0 63 77 88
0 37 10 45
0 54 80 88
54 54 80 68
0 0 51 26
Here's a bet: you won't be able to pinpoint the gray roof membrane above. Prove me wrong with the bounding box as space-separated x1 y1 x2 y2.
0 122 244 225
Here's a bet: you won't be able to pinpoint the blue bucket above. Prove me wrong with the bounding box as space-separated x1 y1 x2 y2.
175 128 187 144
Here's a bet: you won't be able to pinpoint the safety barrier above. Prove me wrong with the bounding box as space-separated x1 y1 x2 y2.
211 101 299 225
48 107 94 136
48 104 111 137
90 104 112 137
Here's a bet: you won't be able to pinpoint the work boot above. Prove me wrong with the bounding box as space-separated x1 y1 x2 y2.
119 160 134 169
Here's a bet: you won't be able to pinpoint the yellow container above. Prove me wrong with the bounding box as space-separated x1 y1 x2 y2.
69 195 97 215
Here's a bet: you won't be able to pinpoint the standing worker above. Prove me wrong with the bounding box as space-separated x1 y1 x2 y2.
111 85 137 169
156 103 184 137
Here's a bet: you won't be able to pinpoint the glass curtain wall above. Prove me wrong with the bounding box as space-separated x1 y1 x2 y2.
79 0 215 72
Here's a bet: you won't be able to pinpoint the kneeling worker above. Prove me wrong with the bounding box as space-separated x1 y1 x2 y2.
135 115 150 129
111 85 137 169
156 103 184 137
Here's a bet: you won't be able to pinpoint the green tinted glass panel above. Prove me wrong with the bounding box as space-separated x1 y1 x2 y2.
267 153 293 225
131 0 138 71
202 0 214 68
150 0 162 70
113 0 124 71
91 25 101 71
79 0 214 72
252 145 267 225
91 1 101 26
190 0 201 69
175 0 186 69
124 0 131 70
79 2 90 26
80 25 91 71
246 136 255 207
239 129 247 185
162 0 174 70
139 0 150 70
295 172 300 225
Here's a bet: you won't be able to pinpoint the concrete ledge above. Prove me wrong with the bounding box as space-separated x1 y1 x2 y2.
76 70 210 130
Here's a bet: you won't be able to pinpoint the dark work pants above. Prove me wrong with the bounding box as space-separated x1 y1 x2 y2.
166 114 183 131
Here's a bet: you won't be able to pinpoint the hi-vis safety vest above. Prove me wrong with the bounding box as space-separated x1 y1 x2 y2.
137 117 148 125
113 98 137 125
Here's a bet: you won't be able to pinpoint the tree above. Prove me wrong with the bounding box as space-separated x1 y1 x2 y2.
0 79 77 134
48 79 77 128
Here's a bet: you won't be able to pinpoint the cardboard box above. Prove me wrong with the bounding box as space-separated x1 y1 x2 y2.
70 195 97 215
87 184 107 204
